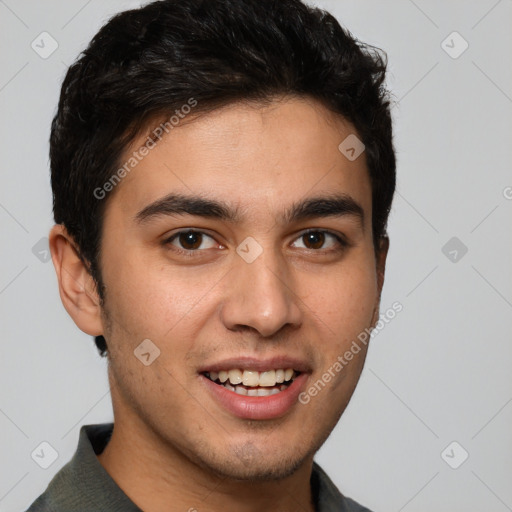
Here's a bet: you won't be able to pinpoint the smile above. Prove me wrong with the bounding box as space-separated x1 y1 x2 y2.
203 368 299 396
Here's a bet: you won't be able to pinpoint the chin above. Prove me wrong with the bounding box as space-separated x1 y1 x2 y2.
197 443 310 482
209 459 305 482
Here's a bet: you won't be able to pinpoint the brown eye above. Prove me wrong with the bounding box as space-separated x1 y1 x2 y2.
291 230 346 251
178 231 203 250
165 230 217 252
303 231 325 249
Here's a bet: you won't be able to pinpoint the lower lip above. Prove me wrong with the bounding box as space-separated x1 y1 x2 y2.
200 373 309 420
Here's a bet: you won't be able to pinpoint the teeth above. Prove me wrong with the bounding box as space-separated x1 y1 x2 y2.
215 370 293 396
207 368 296 387
228 369 243 385
227 382 287 396
242 370 259 387
206 367 299 399
259 370 276 387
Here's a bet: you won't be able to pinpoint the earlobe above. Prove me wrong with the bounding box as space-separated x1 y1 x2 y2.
49 224 104 336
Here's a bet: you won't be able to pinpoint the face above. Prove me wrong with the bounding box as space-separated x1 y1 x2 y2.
97 97 386 480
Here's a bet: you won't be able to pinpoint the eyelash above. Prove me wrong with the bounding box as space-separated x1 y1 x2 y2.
162 229 348 256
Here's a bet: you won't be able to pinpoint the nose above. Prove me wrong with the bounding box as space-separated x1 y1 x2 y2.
220 246 303 338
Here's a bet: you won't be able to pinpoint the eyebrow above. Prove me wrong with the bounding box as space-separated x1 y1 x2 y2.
134 193 365 228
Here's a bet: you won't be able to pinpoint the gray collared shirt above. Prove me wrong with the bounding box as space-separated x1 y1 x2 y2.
26 423 373 512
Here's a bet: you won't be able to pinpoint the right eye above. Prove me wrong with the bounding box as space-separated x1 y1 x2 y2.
163 230 221 254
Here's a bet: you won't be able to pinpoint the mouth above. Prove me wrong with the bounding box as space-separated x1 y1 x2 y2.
198 359 310 420
202 368 299 397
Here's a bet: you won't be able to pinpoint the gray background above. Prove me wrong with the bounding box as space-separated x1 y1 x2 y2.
1 1 511 511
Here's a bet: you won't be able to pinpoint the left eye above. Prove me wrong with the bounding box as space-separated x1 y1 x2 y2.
166 231 217 251
291 231 344 250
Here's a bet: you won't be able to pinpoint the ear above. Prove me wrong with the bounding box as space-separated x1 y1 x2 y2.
370 235 390 327
49 224 104 336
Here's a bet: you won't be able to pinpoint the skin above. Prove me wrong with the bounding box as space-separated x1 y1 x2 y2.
50 96 388 512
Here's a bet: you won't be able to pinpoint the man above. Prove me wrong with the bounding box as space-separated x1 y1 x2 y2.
27 0 395 510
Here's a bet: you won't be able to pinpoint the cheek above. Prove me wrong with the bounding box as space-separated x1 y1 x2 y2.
102 254 219 345
307 258 378 350
301 263 377 408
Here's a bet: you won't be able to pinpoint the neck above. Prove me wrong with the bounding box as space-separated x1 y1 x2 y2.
98 414 316 512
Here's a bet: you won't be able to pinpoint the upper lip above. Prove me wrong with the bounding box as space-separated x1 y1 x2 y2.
198 356 312 374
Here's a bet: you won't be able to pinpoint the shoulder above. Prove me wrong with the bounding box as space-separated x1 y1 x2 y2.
312 462 375 512
344 496 375 511
24 423 135 512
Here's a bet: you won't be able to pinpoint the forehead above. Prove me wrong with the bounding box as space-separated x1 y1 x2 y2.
106 97 372 226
